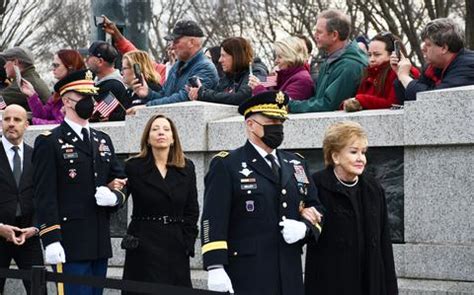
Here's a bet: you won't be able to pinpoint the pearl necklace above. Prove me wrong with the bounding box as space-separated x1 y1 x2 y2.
333 169 359 187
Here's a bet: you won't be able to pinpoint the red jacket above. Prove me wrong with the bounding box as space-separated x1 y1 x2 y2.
355 63 419 109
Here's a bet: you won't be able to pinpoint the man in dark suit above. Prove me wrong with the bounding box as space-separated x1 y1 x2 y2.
0 104 44 294
201 91 324 295
32 70 127 295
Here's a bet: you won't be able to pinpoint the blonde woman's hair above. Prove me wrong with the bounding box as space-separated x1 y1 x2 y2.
274 36 308 68
123 50 161 85
322 121 368 167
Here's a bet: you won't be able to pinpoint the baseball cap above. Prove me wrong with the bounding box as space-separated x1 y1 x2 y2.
88 41 118 64
164 20 204 41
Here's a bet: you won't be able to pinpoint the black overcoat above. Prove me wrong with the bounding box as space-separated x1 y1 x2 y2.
122 155 199 290
305 167 398 295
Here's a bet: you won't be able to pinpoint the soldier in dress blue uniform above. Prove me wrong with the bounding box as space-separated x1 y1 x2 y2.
32 69 127 295
201 90 325 295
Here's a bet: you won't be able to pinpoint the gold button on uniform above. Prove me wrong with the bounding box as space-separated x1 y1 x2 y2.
282 216 286 221
233 252 238 256
282 202 287 208
281 189 287 195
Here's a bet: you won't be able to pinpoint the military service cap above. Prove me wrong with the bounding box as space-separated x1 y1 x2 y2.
238 90 289 120
54 69 99 96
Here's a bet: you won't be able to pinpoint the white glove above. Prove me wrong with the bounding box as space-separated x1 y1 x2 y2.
208 267 234 293
94 186 118 207
279 219 307 244
44 242 66 264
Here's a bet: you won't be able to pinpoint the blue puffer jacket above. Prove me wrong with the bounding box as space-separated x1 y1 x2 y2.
146 50 218 106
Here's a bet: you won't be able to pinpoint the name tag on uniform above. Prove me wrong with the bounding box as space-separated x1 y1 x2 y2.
241 183 257 190
63 152 78 160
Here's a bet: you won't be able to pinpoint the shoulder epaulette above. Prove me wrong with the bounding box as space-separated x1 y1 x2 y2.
213 151 229 159
40 130 52 136
294 152 305 159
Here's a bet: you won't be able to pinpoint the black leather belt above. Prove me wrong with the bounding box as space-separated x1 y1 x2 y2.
131 215 184 224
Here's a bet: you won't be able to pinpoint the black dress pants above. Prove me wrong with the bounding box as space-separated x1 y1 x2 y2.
0 234 44 294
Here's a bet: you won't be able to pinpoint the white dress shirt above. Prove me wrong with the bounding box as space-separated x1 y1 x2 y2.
64 118 90 141
249 140 280 168
1 135 24 171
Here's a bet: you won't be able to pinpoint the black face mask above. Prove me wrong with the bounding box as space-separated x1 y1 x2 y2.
253 120 284 149
73 96 95 120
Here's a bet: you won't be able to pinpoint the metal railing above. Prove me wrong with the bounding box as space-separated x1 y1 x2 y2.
0 266 223 295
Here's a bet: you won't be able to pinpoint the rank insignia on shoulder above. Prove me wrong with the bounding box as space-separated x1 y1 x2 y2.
41 131 52 136
294 152 305 159
213 151 229 159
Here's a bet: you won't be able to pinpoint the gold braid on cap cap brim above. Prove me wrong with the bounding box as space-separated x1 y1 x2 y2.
59 80 99 96
244 103 288 118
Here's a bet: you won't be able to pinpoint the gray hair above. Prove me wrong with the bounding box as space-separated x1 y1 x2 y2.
317 9 351 41
421 18 465 53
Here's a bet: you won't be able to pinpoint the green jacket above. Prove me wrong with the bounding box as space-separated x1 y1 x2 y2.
289 40 368 113
1 65 50 111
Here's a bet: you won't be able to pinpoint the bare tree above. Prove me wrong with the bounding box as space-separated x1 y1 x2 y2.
0 0 61 50
147 0 191 61
31 0 91 63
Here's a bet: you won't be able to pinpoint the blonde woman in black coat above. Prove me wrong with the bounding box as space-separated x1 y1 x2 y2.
302 121 398 295
121 114 199 293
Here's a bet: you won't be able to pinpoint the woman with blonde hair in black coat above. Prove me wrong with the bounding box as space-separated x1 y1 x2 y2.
302 121 398 295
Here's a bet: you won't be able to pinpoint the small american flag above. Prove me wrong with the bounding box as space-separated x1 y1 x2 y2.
0 96 6 110
260 75 277 88
94 92 119 118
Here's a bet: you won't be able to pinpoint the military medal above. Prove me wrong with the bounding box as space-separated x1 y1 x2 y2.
245 200 255 212
68 169 77 179
293 165 309 183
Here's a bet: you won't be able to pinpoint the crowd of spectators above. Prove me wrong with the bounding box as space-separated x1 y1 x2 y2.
0 10 472 124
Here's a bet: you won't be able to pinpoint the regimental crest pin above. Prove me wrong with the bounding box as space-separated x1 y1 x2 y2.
68 169 77 179
276 91 285 104
246 200 255 212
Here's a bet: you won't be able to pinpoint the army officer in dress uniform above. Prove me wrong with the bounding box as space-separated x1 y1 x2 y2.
32 69 127 295
201 90 325 295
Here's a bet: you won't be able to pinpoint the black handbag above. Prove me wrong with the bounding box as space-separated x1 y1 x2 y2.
120 234 139 250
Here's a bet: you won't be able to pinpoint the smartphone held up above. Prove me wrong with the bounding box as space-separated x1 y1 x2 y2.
94 16 105 27
13 65 22 88
133 63 143 85
394 40 401 60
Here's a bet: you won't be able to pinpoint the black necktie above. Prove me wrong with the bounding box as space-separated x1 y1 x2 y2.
81 128 91 150
12 146 22 216
265 154 281 182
